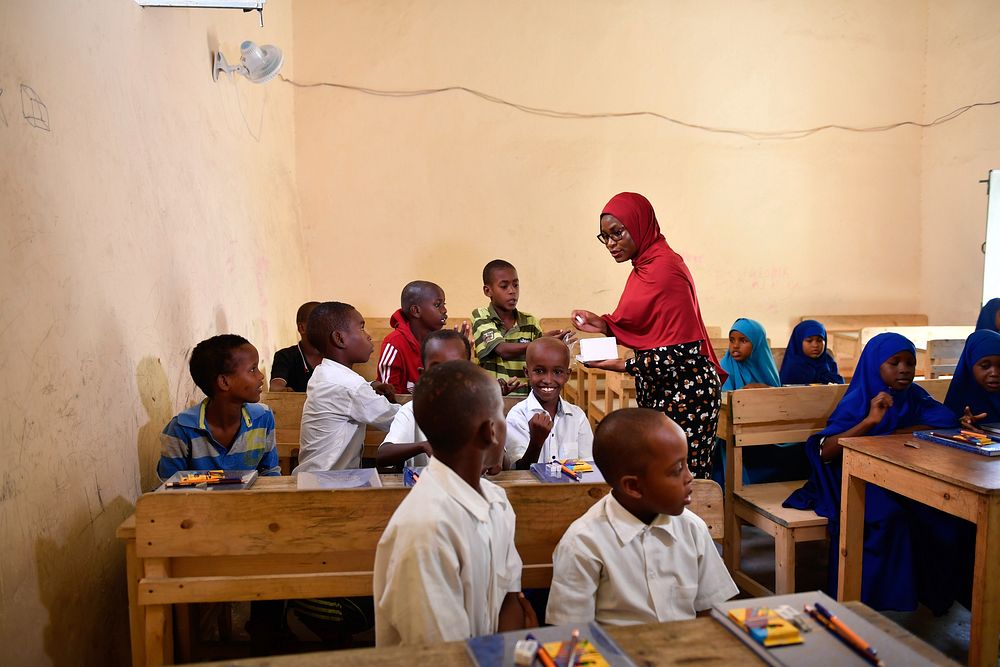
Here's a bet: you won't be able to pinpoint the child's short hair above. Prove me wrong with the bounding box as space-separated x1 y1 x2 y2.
420 329 472 365
295 301 321 325
189 334 251 397
413 360 499 455
400 281 442 312
593 408 669 487
482 259 516 285
306 301 356 350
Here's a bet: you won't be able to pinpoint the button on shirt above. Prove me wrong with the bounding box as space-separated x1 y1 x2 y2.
504 392 593 463
294 359 399 473
373 457 523 646
379 402 429 468
546 493 737 626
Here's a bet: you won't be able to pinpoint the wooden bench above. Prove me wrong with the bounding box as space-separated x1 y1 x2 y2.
721 378 951 597
927 338 966 379
122 475 724 666
803 315 929 379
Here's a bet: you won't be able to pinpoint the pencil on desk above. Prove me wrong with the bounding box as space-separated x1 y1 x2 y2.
806 604 885 667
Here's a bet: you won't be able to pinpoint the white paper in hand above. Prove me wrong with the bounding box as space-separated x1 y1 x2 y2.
577 336 619 362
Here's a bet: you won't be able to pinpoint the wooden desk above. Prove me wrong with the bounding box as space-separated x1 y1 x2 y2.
838 434 1000 667
191 601 956 666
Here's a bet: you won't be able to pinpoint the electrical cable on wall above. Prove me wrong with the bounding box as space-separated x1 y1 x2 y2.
279 74 999 141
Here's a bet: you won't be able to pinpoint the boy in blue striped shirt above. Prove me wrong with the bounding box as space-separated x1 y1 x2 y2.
158 334 280 480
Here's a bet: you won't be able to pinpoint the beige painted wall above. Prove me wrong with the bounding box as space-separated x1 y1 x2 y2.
920 1 1000 324
0 1 307 664
293 0 935 344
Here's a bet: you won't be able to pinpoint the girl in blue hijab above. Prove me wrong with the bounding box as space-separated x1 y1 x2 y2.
975 298 1000 332
784 333 968 612
944 329 1000 427
720 318 780 391
779 320 844 385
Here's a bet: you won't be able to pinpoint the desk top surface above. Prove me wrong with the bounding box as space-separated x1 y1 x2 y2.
190 601 956 667
841 434 1000 494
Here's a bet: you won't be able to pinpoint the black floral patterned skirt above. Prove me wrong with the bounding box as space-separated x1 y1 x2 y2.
625 341 722 478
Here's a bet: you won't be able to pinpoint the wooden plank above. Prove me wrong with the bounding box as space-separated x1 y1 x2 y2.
969 494 1000 667
735 482 829 529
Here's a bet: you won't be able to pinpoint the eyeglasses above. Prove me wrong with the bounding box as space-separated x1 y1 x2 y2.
596 227 628 245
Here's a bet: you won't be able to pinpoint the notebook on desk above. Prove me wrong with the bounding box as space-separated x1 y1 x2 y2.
711 591 937 667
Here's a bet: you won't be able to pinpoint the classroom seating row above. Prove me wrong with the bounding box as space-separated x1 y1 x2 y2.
118 473 724 666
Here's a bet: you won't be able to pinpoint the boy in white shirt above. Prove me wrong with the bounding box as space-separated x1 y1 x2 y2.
293 302 400 473
546 407 737 626
505 337 593 469
377 329 472 469
373 360 536 646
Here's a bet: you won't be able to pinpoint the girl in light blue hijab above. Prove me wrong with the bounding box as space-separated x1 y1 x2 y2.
720 318 781 390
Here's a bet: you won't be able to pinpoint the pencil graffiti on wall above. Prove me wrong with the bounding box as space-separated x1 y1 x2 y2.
20 84 49 131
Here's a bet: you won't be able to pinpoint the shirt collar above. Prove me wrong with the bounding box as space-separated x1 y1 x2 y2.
523 391 571 418
487 303 527 327
196 398 251 430
604 492 677 545
176 399 251 430
425 457 504 523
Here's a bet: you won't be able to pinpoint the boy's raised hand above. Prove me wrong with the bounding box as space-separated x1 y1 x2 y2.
370 381 397 404
866 391 893 424
498 378 522 395
960 406 988 432
528 411 554 443
453 320 471 339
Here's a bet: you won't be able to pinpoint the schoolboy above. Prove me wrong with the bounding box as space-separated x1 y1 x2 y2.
471 259 568 395
505 337 593 469
373 360 536 645
269 301 322 392
158 334 280 480
377 281 452 395
377 329 472 469
293 302 399 473
546 408 737 626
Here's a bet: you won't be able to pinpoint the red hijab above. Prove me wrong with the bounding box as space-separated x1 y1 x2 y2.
601 193 724 379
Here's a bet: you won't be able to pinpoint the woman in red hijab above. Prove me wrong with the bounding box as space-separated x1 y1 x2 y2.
572 192 724 477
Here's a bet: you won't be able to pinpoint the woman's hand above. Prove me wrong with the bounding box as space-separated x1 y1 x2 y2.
960 406 988 432
583 358 627 373
570 309 608 334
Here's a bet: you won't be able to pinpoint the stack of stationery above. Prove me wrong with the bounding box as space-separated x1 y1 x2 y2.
158 469 258 491
529 459 605 484
466 622 634 667
913 429 1000 456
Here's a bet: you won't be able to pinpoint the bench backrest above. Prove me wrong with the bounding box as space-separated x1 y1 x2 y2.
927 339 965 378
802 314 929 334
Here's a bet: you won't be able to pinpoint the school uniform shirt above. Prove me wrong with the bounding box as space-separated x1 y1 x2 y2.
546 493 737 627
378 401 430 468
471 305 541 394
293 358 399 473
157 400 280 480
376 309 422 395
504 392 593 464
373 456 523 646
270 343 315 392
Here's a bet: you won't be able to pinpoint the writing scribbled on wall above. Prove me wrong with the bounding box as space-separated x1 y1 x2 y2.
20 84 49 131
0 88 8 127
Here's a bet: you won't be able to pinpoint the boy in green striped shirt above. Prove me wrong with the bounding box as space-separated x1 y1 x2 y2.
471 259 571 395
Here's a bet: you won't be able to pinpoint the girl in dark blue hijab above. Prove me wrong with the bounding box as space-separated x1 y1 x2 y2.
944 329 1000 426
779 320 844 385
784 333 966 612
975 298 1000 332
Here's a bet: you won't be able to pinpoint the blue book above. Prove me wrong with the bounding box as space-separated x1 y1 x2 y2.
913 429 1000 457
403 466 425 487
466 621 635 667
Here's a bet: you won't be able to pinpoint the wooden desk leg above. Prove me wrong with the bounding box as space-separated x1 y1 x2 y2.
838 451 865 601
968 495 1000 667
142 558 174 666
774 527 795 595
723 435 739 571
125 539 145 667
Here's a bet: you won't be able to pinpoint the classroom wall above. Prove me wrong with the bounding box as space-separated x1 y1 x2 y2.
0 2 306 664
919 1 1000 324
293 0 934 342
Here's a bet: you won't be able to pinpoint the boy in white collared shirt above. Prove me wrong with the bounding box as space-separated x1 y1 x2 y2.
293 302 400 474
373 360 536 646
546 408 737 626
505 338 593 469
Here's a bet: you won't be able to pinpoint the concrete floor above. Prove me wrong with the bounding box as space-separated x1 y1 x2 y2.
734 524 978 665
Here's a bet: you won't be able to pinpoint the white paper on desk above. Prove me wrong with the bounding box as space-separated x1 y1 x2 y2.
576 336 619 362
